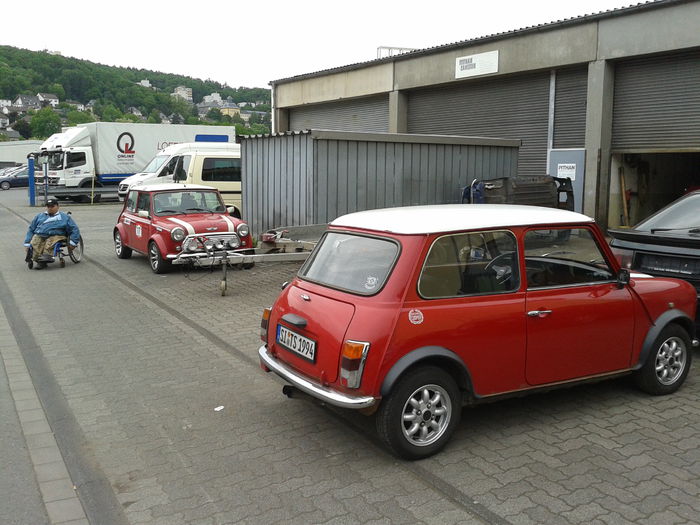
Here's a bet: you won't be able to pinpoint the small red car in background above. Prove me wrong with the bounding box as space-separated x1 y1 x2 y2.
259 204 698 459
114 184 253 273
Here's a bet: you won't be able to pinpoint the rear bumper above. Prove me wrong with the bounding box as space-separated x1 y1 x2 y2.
258 345 377 409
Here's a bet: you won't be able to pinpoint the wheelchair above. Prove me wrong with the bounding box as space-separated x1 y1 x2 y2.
26 235 84 269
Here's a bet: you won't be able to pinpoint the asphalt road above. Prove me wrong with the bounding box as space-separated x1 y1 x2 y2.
1 187 700 525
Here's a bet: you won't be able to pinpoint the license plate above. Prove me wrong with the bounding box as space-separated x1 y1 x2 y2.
277 324 316 362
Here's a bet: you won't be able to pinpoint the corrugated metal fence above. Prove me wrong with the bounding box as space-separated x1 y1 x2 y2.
242 130 520 235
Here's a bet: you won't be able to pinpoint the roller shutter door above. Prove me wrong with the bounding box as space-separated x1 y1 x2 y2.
553 67 588 149
407 72 550 176
612 50 700 151
289 95 389 133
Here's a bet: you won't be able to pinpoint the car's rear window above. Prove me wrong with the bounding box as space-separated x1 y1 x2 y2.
300 232 399 295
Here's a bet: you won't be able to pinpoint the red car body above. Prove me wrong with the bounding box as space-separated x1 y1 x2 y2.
113 183 253 273
259 204 697 459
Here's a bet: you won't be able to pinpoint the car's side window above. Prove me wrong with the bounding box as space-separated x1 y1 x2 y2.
524 228 614 288
419 230 520 298
126 191 137 212
136 193 151 214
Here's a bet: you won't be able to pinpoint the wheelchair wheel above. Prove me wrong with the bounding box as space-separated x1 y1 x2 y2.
69 236 84 263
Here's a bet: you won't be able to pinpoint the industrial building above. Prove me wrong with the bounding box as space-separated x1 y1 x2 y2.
269 0 700 228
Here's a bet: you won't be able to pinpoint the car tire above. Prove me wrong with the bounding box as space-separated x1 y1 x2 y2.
69 236 84 263
0 181 10 190
148 241 171 274
376 366 461 460
114 230 132 259
634 324 692 395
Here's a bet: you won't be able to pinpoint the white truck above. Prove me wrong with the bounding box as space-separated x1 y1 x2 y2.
36 122 236 201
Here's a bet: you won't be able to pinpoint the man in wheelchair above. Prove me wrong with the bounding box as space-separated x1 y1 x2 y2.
23 198 81 270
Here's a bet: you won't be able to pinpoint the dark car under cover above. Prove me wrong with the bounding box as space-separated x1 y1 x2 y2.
609 190 700 325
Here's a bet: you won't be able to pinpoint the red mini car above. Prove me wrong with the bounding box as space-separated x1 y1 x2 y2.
259 204 698 459
114 184 254 273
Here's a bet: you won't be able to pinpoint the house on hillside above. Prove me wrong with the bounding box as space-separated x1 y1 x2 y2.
128 107 143 118
202 93 222 105
37 93 59 107
13 95 41 109
0 114 9 128
65 100 85 111
3 105 27 116
220 102 240 117
0 99 11 108
172 86 193 102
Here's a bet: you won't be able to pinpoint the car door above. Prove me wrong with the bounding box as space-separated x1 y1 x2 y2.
524 227 635 385
131 192 153 253
410 230 527 395
120 190 139 249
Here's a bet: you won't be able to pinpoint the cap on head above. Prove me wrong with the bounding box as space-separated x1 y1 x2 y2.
46 198 59 207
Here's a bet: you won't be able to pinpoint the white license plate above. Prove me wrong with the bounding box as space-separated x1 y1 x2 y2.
277 325 316 362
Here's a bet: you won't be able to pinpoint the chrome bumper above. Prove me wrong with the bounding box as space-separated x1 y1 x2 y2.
258 345 377 409
166 250 248 265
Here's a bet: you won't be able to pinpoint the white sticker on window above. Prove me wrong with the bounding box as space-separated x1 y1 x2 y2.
364 275 378 290
135 225 142 237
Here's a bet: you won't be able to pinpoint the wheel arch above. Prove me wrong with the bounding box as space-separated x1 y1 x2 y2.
380 346 474 404
148 233 169 255
635 309 695 370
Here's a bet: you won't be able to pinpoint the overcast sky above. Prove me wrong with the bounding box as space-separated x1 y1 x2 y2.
4 0 640 88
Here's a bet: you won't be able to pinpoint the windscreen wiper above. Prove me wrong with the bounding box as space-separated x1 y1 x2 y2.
650 227 700 234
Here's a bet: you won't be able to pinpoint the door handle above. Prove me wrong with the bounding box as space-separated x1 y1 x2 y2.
527 310 552 318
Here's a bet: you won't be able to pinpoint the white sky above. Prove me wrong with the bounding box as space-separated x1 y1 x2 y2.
3 0 640 88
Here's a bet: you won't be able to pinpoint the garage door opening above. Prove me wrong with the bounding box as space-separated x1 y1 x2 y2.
608 152 700 228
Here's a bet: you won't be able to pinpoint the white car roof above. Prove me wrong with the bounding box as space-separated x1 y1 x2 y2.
330 204 594 234
136 183 217 192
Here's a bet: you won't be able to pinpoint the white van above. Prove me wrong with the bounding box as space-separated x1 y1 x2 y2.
118 142 242 210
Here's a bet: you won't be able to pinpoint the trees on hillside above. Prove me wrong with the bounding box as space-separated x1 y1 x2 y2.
30 107 61 138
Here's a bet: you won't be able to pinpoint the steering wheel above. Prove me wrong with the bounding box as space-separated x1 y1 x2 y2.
484 252 516 285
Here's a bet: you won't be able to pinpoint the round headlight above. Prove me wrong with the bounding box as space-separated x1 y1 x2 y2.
228 235 241 249
214 239 225 250
171 227 186 242
186 239 200 252
236 223 250 238
204 239 215 250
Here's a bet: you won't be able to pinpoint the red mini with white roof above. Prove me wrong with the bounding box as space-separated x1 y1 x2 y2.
114 183 253 273
259 204 698 459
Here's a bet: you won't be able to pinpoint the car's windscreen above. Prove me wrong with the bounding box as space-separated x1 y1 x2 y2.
152 191 225 216
141 154 170 174
635 193 700 231
300 232 399 295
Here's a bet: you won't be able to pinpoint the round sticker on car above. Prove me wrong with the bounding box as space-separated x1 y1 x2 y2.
408 309 424 325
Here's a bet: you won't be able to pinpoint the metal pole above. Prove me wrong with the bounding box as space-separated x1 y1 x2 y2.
43 159 49 203
28 155 36 206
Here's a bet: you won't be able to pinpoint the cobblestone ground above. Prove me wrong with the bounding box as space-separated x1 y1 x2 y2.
1 189 699 525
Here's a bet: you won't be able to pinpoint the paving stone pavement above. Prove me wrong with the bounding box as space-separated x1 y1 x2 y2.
1 188 699 525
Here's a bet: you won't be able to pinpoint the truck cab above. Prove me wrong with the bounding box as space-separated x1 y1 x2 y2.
37 127 96 188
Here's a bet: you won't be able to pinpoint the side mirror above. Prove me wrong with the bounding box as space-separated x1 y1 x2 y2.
137 210 149 219
227 206 241 219
617 268 631 288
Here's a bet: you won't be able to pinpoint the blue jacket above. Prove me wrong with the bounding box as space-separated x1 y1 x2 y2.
24 211 81 247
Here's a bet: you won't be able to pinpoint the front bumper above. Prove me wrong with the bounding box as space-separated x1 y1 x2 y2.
258 345 377 409
167 249 251 265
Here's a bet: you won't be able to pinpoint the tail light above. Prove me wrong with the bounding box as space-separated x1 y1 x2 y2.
339 341 370 389
610 246 634 269
260 307 271 342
